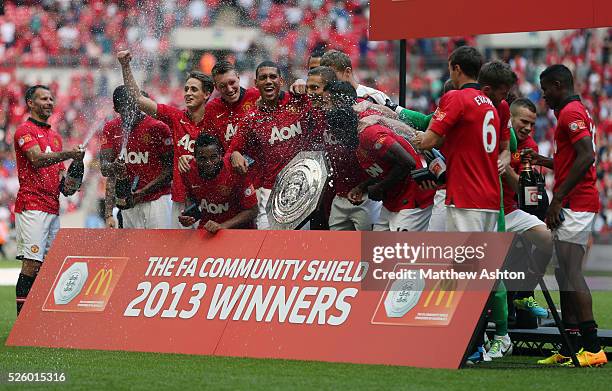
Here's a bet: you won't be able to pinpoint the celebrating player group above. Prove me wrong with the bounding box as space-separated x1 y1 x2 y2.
12 45 605 367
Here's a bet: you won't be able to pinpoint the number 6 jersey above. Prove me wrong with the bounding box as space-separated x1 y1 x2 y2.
429 83 500 210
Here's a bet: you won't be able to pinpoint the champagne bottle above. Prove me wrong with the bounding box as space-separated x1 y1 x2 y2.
114 159 131 208
422 148 446 184
60 146 84 196
518 155 540 214
63 159 84 194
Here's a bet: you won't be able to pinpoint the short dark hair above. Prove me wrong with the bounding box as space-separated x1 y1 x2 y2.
324 80 357 105
255 61 282 78
539 64 574 90
510 97 537 114
478 61 517 89
195 132 223 155
320 49 352 72
211 60 237 78
309 46 326 60
25 85 50 105
186 71 214 93
307 66 337 85
112 85 134 110
442 79 456 94
449 46 483 80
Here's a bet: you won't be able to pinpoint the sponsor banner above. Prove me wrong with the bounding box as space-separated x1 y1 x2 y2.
370 0 612 40
7 229 514 369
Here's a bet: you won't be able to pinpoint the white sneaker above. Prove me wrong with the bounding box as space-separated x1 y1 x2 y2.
487 334 513 359
484 332 491 351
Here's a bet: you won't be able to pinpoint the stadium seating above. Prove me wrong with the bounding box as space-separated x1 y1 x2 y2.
0 1 610 232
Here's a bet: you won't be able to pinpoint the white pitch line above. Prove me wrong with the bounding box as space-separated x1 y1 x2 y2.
0 268 20 286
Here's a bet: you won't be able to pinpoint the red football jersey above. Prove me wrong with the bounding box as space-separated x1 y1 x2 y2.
429 84 501 210
203 87 260 150
357 124 434 211
156 104 207 203
181 155 257 229
497 99 511 146
503 135 538 214
228 92 322 189
100 116 173 203
325 106 406 197
323 128 369 197
553 96 599 212
14 118 65 215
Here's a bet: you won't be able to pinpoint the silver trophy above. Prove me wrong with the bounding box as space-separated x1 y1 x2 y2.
266 151 330 230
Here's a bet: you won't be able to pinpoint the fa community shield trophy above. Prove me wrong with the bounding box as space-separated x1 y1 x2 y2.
267 151 330 230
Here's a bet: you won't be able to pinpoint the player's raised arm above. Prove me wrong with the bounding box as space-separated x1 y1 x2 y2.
117 50 158 117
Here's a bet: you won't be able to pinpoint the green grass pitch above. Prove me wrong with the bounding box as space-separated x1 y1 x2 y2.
1 287 610 390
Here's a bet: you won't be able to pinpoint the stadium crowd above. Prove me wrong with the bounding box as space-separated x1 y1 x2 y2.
1 0 609 369
1 2 610 234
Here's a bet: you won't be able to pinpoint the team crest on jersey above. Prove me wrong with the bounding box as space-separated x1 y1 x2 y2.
216 185 231 197
374 136 387 150
512 152 521 162
245 185 254 197
142 133 151 144
286 104 299 114
433 108 446 121
357 147 369 160
53 139 60 148
164 137 172 146
242 102 254 112
31 245 40 254
569 120 586 131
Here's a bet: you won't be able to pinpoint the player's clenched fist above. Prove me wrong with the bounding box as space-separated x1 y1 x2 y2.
203 220 222 234
178 215 196 227
178 155 193 173
347 185 365 205
117 50 132 66
230 151 248 174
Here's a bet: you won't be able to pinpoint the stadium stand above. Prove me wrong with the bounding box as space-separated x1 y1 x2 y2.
0 1 610 236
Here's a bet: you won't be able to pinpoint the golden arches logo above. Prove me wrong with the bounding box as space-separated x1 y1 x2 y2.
423 279 457 308
85 268 113 296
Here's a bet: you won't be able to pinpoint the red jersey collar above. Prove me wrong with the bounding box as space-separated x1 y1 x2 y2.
555 95 581 115
27 117 51 128
460 82 481 90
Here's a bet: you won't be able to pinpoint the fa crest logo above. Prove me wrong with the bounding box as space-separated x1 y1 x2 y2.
216 185 231 197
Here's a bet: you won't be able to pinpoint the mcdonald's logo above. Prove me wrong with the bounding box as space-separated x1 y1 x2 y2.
85 268 113 296
423 279 457 308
